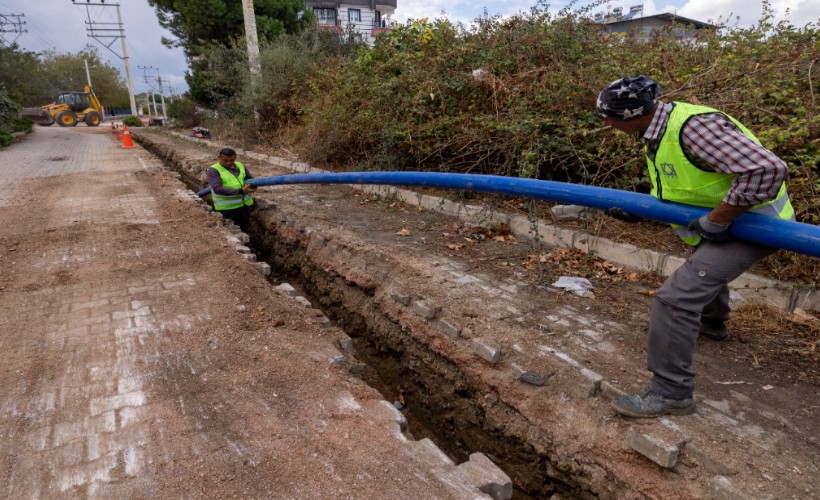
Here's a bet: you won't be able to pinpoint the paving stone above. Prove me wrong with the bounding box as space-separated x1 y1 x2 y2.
626 427 682 469
412 300 441 320
389 290 411 306
256 262 271 276
710 476 751 500
473 339 501 364
456 452 513 500
685 444 737 476
438 319 461 339
600 381 627 398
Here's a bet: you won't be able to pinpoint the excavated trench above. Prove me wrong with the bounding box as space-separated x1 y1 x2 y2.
153 147 603 500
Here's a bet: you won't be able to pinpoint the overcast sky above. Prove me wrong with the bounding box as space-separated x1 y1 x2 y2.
3 1 818 96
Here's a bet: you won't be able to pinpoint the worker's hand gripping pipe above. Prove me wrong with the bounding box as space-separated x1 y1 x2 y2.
197 172 820 258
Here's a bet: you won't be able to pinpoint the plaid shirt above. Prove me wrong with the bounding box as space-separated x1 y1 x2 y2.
642 102 787 207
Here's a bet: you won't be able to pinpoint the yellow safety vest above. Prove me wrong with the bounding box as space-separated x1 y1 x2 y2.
647 102 794 245
210 162 253 211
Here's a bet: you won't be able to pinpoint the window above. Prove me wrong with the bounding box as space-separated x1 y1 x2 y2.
374 10 381 27
348 9 361 23
313 8 336 26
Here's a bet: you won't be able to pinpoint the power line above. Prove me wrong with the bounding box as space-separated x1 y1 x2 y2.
0 12 27 46
72 0 136 115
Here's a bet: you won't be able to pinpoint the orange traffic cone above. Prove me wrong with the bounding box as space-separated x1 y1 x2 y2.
122 126 136 149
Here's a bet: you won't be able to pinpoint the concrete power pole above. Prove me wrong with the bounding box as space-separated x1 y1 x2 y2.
241 0 262 125
74 1 138 116
241 0 262 77
114 4 137 116
156 68 167 119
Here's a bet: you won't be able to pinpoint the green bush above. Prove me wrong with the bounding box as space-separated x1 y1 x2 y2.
12 117 33 133
0 129 11 148
0 89 19 130
167 97 200 128
121 115 143 127
202 4 818 223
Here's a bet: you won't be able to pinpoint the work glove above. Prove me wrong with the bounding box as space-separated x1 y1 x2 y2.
604 207 643 223
243 183 257 194
688 215 732 242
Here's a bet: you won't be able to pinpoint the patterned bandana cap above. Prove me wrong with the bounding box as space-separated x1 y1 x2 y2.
596 75 662 120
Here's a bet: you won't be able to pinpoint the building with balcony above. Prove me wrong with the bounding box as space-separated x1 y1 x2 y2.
305 0 397 44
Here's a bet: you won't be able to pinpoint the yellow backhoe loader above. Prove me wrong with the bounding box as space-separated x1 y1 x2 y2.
22 86 105 127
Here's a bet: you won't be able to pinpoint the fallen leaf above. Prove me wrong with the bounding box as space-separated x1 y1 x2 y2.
446 244 464 250
396 228 412 237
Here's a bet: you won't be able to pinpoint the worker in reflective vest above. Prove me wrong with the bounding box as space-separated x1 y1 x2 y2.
596 75 793 418
206 147 256 232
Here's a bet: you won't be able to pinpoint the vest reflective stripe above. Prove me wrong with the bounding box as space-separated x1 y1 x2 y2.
647 102 794 246
210 162 254 211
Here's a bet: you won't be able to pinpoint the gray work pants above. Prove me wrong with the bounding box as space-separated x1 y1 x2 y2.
647 240 776 398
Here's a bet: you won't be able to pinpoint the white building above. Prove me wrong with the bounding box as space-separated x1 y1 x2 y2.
305 0 397 44
595 6 715 42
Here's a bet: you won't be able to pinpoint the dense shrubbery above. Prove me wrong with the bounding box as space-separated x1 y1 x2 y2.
0 89 20 148
12 117 33 134
208 3 819 223
167 97 201 128
122 115 144 127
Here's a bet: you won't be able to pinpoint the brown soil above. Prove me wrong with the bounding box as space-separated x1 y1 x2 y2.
134 128 819 499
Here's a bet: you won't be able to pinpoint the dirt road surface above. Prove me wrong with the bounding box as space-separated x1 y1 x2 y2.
1 125 817 499
0 126 511 499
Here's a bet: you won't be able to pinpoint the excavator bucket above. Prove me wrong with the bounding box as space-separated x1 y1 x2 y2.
21 107 55 126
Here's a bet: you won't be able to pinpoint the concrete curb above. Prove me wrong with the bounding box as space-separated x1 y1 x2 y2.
164 131 816 313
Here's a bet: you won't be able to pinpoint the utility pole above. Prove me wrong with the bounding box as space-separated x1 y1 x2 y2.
241 0 261 77
241 0 262 125
73 1 137 116
156 68 167 118
0 13 27 46
138 65 157 116
84 59 93 87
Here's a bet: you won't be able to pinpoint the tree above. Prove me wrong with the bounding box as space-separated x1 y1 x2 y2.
40 46 130 109
148 0 304 55
148 0 305 105
0 45 50 105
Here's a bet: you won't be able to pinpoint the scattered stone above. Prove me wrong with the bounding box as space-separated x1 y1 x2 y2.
275 283 298 296
456 452 513 500
438 319 461 339
256 262 271 276
348 363 365 376
294 296 312 308
390 290 411 306
626 428 681 468
243 253 257 262
338 336 354 352
412 300 441 320
511 364 547 386
392 401 404 410
473 339 501 364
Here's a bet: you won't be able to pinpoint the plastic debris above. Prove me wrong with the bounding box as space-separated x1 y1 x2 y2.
552 276 595 298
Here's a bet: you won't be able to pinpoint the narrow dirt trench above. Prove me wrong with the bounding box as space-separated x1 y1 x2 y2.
158 145 596 498
251 230 566 498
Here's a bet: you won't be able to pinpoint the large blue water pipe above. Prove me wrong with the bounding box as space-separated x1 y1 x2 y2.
197 172 820 258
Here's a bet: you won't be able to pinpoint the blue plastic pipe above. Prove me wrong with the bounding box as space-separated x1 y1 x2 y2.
197 172 820 258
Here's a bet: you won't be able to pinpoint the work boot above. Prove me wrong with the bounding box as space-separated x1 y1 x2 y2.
699 320 730 341
612 389 695 418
